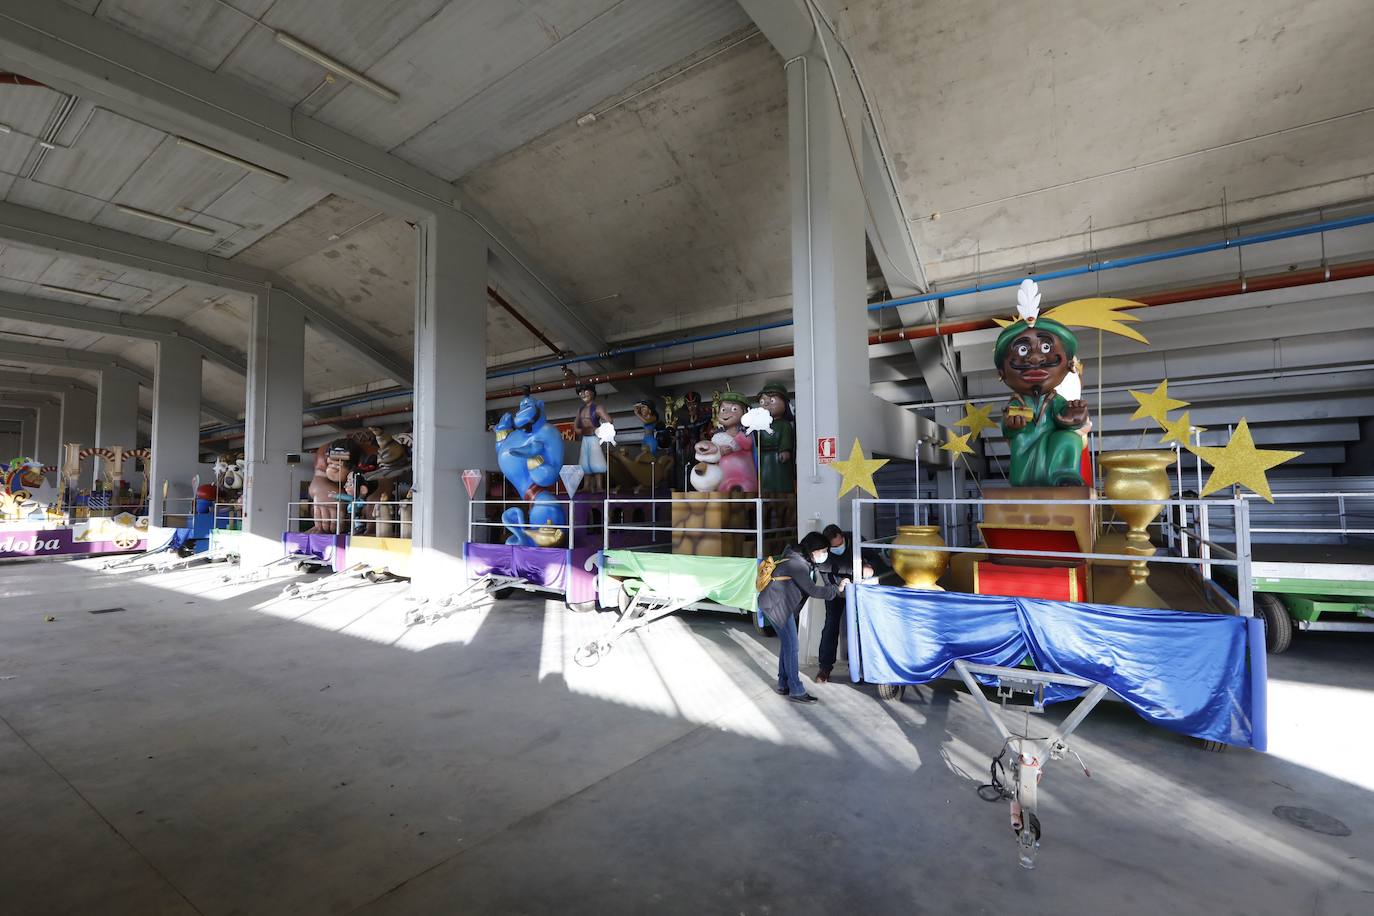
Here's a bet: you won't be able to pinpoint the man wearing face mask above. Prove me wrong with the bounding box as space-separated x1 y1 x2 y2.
758 531 845 704
815 524 887 683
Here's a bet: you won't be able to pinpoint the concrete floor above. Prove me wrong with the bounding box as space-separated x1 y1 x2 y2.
0 558 1371 915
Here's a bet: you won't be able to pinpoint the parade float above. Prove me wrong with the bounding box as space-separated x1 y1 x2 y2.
831 279 1285 867
574 388 796 664
276 428 416 596
0 448 160 562
439 392 611 619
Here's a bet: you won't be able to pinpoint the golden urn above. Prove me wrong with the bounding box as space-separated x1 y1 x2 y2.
1097 450 1174 607
891 525 948 590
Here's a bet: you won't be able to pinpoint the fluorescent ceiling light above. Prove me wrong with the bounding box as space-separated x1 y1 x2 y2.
40 283 123 302
114 204 216 236
176 137 287 181
274 30 400 103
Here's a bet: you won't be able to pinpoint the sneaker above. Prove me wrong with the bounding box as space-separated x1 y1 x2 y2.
774 686 788 695
787 693 819 704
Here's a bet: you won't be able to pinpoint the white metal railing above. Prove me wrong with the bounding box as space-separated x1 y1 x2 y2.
464 494 796 558
850 495 1255 617
603 495 796 558
160 497 197 526
1241 491 1374 540
287 499 413 538
466 497 578 548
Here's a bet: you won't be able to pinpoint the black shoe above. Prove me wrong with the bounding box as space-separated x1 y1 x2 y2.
815 667 832 684
774 686 788 695
787 693 819 704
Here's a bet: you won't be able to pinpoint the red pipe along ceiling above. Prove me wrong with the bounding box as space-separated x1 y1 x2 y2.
490 257 1374 400
200 255 1374 443
0 73 49 87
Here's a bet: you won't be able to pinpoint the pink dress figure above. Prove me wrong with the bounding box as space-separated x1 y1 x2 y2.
713 393 758 493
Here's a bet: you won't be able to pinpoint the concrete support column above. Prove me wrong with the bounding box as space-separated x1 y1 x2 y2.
35 402 60 466
150 338 203 524
410 211 488 598
96 366 141 489
60 387 97 486
242 287 304 567
786 52 869 662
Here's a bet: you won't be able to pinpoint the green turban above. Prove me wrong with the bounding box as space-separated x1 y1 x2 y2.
993 317 1079 368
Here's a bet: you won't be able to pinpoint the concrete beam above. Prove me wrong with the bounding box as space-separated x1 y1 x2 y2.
0 6 589 388
0 289 245 374
0 200 411 383
0 339 238 426
0 370 93 396
0 1 453 217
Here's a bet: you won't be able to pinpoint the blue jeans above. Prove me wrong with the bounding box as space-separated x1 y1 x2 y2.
775 612 806 697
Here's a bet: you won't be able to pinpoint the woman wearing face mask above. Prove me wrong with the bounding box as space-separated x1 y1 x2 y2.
758 531 845 704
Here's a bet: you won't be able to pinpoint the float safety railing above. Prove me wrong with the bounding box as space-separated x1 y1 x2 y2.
465 497 578 549
850 494 1255 617
159 497 197 528
286 500 415 539
601 494 798 558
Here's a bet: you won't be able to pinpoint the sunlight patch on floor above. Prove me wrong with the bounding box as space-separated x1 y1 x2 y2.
1266 677 1372 791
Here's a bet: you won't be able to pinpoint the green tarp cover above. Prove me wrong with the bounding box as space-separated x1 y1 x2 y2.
604 551 758 612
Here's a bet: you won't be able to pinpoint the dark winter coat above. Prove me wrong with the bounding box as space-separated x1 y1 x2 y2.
758 546 839 629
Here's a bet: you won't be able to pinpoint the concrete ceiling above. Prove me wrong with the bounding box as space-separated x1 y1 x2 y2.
838 0 1374 283
0 0 1369 475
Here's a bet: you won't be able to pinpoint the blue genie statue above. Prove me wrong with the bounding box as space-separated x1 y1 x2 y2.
494 395 567 546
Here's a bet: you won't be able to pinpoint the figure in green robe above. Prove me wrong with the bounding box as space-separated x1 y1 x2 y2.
995 317 1089 487
756 380 796 493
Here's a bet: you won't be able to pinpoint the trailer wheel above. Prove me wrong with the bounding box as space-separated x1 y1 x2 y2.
1255 593 1293 654
1199 739 1229 753
876 684 903 702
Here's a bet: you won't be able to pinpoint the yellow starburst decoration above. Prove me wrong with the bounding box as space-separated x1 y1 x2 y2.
1189 419 1302 503
1042 297 1148 344
941 430 975 456
1158 410 1203 446
953 402 998 440
991 296 1149 345
828 438 888 498
1129 380 1189 427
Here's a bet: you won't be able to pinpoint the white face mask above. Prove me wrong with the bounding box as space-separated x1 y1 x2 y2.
811 551 829 565
829 542 845 555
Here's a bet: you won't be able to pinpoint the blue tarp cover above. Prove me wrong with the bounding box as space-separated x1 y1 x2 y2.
848 584 1264 749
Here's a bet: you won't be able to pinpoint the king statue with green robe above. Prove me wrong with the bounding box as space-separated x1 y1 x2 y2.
994 282 1090 487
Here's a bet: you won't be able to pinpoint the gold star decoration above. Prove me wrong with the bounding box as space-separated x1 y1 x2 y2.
1158 410 1204 446
828 438 889 498
940 430 975 456
953 402 998 440
1129 379 1189 427
1189 419 1303 502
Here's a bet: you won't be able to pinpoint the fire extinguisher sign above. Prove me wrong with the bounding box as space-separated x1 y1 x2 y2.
816 437 837 464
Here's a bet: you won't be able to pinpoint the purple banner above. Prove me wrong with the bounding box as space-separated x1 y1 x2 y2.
282 532 348 568
463 543 600 605
0 527 147 560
